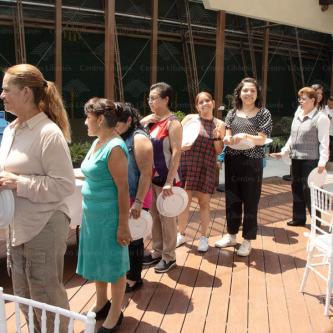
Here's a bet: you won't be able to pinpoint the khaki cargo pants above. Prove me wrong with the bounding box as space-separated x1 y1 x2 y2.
10 211 70 333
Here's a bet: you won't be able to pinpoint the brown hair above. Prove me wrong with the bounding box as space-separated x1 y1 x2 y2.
150 82 173 108
298 87 317 105
195 91 214 106
84 97 120 128
311 83 325 109
233 77 263 110
5 64 71 143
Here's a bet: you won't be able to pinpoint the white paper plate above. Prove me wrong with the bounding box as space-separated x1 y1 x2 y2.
0 189 14 228
182 117 201 147
281 153 292 166
74 168 85 179
129 210 153 241
65 179 83 226
228 139 255 151
156 187 188 217
264 138 273 145
307 168 327 187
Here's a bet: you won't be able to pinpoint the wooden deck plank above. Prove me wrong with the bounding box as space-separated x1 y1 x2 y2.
135 207 203 333
274 221 313 333
178 198 221 333
248 234 269 333
260 212 292 333
225 254 249 333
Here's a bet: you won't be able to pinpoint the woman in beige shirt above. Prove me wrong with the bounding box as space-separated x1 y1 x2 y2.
0 64 75 332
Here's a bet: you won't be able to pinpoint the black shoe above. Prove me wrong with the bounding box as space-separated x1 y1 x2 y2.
154 259 176 273
125 280 143 293
142 254 161 266
287 220 306 226
94 300 111 320
97 312 123 333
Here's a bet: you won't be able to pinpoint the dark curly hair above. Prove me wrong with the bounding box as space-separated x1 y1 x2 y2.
233 77 263 110
84 97 120 128
115 102 146 140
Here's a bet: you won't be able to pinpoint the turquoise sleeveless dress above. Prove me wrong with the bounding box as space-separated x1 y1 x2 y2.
76 137 130 283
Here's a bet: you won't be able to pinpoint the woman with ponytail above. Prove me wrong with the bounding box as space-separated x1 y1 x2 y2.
0 64 75 332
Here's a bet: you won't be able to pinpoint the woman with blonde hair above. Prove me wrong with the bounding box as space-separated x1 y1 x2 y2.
271 87 329 227
0 64 75 332
177 91 225 252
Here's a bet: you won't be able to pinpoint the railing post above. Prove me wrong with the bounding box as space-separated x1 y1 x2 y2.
0 288 8 333
84 312 96 333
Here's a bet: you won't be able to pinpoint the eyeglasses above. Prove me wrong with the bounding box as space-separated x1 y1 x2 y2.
147 96 160 103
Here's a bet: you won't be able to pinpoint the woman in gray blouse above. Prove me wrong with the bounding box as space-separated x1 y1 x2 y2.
271 87 329 227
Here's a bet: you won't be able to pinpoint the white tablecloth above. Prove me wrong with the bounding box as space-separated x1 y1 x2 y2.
65 179 83 226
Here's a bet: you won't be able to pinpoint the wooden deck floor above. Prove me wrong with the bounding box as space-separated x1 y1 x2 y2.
1 177 333 332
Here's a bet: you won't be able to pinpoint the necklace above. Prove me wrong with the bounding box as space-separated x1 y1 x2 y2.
240 107 257 118
96 132 119 146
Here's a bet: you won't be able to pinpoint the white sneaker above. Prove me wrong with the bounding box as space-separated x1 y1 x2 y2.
176 233 186 247
214 234 237 248
198 236 209 252
237 239 252 256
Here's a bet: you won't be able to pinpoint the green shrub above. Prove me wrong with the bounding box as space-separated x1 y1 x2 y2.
69 142 91 167
270 136 288 153
174 110 186 122
274 116 293 136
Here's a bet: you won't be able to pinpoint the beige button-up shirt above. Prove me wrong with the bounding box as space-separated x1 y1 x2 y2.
0 112 75 246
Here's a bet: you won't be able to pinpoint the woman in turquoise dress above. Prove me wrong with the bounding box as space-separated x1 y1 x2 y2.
76 97 131 333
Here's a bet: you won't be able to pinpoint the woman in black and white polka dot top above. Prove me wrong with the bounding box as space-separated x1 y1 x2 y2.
214 77 272 256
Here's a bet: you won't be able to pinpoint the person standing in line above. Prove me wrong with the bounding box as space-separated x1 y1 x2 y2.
311 83 325 111
141 82 182 273
271 87 329 227
0 64 75 333
324 96 333 161
215 78 272 256
115 102 153 292
76 98 131 333
177 91 225 252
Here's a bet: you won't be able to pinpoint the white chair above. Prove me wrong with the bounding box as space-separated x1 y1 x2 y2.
299 184 333 316
0 287 95 333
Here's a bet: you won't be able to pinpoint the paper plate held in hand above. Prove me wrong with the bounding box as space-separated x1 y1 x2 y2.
129 210 153 241
0 189 14 228
156 187 188 217
182 118 201 147
228 139 255 151
307 168 327 187
281 153 292 166
264 138 273 145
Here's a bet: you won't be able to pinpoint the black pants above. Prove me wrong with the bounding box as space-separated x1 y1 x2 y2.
329 136 333 162
127 238 144 282
291 159 318 223
225 154 263 240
